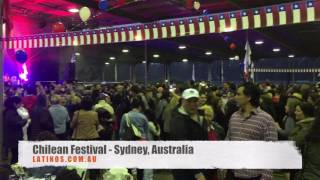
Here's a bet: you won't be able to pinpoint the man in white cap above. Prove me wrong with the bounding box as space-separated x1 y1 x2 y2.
170 88 208 180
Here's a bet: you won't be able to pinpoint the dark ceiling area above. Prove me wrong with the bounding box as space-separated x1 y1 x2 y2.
9 0 320 64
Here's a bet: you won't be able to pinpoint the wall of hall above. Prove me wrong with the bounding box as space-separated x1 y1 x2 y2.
75 57 320 84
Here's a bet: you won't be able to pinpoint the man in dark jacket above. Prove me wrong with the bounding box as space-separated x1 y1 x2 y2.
4 96 28 164
170 88 208 180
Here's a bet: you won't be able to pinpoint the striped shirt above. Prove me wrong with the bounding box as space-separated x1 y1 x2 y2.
227 107 278 179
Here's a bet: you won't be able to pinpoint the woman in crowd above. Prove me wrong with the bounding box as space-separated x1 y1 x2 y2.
276 95 301 140
3 96 28 164
28 95 54 140
289 102 315 149
297 109 320 179
71 96 100 140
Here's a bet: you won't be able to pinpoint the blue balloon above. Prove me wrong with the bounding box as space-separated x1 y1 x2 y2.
15 50 28 64
203 9 208 15
224 36 230 42
99 0 108 11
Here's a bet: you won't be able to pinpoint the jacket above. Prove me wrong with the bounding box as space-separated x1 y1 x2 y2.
296 141 320 180
170 106 208 140
28 106 54 140
4 109 27 148
170 106 208 180
289 117 314 149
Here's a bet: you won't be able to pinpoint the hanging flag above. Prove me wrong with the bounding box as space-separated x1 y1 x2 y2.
230 12 237 31
292 3 301 23
266 7 274 26
161 23 167 38
170 21 177 38
253 9 261 28
307 1 315 22
278 5 287 25
179 20 186 36
208 16 215 33
192 63 195 81
219 14 226 32
188 19 195 35
243 40 252 81
144 25 150 40
198 17 205 34
241 11 249 29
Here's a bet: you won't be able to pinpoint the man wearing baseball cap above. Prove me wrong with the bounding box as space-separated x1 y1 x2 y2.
170 88 208 180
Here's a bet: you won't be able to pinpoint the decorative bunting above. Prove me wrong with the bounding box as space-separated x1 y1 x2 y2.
4 0 320 49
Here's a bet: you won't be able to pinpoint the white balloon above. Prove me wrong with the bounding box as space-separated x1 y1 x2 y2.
79 7 91 22
194 1 201 10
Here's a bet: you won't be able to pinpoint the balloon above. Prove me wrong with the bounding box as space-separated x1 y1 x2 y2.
99 0 108 11
52 22 65 33
193 1 200 10
79 7 91 22
223 36 230 42
15 50 28 64
229 43 236 50
203 9 208 15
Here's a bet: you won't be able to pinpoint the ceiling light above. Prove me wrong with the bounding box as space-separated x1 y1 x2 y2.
182 58 188 62
105 62 110 65
75 52 80 56
255 40 264 45
288 54 295 58
122 49 129 53
68 8 79 13
234 55 239 60
273 48 281 52
109 57 116 60
153 54 160 58
142 61 146 64
179 45 186 49
229 57 235 60
205 51 212 55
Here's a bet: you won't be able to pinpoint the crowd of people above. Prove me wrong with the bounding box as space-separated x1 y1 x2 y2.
2 80 320 180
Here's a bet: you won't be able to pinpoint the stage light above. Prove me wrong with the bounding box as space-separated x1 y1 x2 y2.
153 54 160 58
182 58 188 62
288 54 295 58
68 8 79 13
109 57 116 60
122 49 129 53
105 62 110 65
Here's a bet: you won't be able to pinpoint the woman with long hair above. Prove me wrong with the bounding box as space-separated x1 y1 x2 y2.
28 95 54 140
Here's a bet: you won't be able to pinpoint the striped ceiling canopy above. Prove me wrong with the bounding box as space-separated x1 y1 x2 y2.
4 0 319 49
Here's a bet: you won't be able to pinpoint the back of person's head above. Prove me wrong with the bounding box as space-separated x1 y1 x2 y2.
130 97 143 110
144 109 155 122
81 96 93 111
36 95 47 107
55 169 81 180
299 102 315 118
239 82 261 107
306 109 320 141
36 131 58 141
26 85 37 95
4 96 22 110
50 95 60 105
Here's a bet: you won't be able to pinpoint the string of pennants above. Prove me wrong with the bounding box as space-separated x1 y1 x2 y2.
3 0 320 49
249 68 320 73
